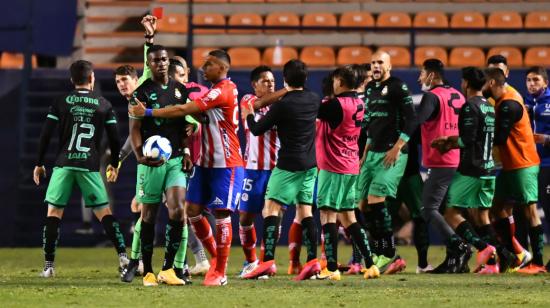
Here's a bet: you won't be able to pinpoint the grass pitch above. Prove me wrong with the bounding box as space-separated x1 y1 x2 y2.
1 246 549 307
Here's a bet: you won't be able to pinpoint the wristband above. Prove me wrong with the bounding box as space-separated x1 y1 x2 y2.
145 108 153 117
183 148 191 156
144 34 154 39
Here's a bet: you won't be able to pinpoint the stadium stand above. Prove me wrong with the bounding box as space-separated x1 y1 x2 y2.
0 52 37 69
300 46 336 67
336 46 373 65
227 47 262 67
414 46 448 66
228 13 264 34
449 46 486 67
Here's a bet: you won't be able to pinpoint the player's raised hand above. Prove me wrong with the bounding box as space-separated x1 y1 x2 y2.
129 98 146 117
33 166 46 185
141 15 157 36
106 164 119 182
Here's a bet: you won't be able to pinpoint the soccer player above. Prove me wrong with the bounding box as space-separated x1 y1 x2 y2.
315 65 380 281
485 56 531 270
116 15 155 282
357 51 414 274
344 63 372 274
388 128 431 273
34 60 127 277
241 60 321 281
431 67 498 273
128 45 195 286
525 66 550 272
167 55 214 277
129 49 244 286
483 67 546 274
415 59 469 274
237 65 282 277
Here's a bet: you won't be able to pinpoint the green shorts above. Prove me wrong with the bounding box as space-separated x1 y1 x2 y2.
448 172 495 209
495 165 539 205
389 173 424 218
45 167 108 208
136 156 187 204
357 151 408 200
265 167 317 206
317 169 357 212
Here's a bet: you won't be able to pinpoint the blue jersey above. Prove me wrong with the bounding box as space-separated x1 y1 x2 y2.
526 88 550 167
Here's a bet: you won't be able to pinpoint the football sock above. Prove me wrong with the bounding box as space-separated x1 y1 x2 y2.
351 240 363 264
43 216 61 263
140 220 155 274
239 224 257 263
456 220 487 251
101 215 126 254
130 218 142 260
215 217 232 275
301 216 318 262
413 217 429 268
362 208 380 255
494 217 513 252
288 220 302 263
187 224 206 260
262 216 281 262
529 225 545 266
347 222 375 268
322 223 338 271
189 214 217 258
173 225 188 270
372 202 394 258
162 219 183 271
508 216 525 254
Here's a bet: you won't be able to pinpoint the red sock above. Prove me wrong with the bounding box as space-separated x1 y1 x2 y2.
509 216 524 254
289 221 302 263
239 224 257 263
215 216 232 275
190 215 217 258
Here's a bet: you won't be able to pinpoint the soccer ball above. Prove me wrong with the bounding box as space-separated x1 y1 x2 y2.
142 135 172 161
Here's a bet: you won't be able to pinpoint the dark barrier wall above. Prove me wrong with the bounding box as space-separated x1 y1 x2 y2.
0 0 77 56
0 68 543 246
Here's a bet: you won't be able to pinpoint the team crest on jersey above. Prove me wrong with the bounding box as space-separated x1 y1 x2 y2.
381 86 388 96
175 88 182 99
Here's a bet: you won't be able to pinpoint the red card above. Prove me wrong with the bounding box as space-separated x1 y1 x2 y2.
152 7 164 19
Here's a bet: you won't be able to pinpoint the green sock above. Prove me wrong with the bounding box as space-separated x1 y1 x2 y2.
131 218 142 260
174 225 189 269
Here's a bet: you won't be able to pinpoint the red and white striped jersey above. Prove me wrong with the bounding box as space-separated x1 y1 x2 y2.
241 94 280 170
195 79 243 168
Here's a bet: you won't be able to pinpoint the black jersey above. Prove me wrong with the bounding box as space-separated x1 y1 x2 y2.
45 89 118 171
457 96 496 177
364 76 416 152
247 89 320 171
130 79 191 158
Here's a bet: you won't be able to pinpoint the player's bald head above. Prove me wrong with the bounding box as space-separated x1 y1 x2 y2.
372 51 391 65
